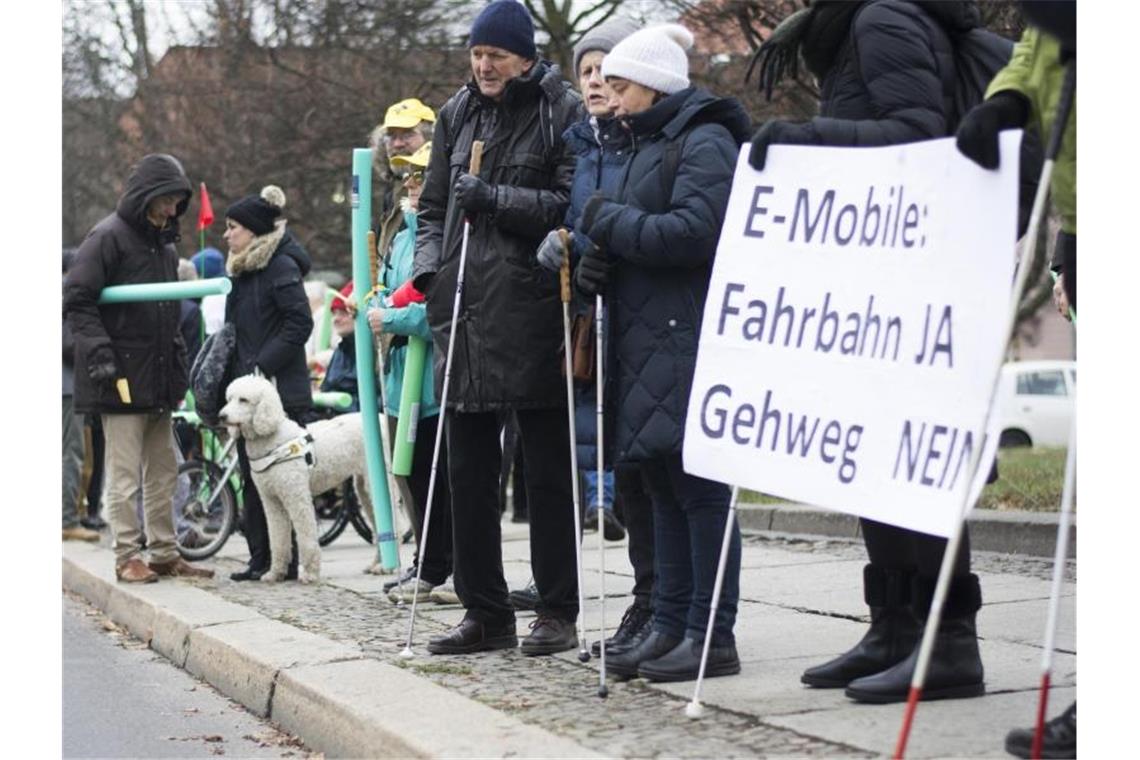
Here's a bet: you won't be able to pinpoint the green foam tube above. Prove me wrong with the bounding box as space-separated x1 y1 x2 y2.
98 277 231 304
392 335 427 476
316 289 336 353
312 391 353 411
351 148 398 570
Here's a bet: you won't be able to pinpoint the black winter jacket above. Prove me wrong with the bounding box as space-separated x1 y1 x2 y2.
224 227 314 413
582 88 751 463
65 154 192 414
412 61 584 412
795 1 978 146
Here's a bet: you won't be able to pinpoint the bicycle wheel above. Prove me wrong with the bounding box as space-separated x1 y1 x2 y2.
176 459 237 560
344 480 374 544
315 482 350 547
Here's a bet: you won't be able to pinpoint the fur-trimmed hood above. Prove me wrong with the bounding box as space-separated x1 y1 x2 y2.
227 222 311 277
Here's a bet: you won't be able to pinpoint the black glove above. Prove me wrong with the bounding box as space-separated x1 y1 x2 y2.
748 121 813 171
579 192 607 241
954 91 1030 170
88 346 117 383
454 172 497 214
574 239 611 297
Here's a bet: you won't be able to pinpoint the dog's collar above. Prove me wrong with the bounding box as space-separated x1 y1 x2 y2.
248 433 316 473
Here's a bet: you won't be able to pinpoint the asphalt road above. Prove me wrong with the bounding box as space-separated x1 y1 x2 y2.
62 592 311 759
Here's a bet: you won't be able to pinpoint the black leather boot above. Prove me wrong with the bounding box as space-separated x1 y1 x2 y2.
845 573 985 703
638 636 740 683
605 630 682 679
592 603 653 657
801 565 919 687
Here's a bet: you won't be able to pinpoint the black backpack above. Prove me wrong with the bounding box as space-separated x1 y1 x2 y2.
189 323 235 427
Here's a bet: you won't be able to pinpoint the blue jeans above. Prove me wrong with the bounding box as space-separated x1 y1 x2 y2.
583 469 614 513
641 455 740 645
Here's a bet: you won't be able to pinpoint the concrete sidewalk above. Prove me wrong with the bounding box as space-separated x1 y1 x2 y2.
62 515 1075 758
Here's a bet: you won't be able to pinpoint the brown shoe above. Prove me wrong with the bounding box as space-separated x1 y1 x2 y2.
147 557 215 579
116 558 159 584
63 526 101 542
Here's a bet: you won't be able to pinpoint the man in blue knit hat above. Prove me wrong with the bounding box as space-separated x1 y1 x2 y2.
412 0 585 657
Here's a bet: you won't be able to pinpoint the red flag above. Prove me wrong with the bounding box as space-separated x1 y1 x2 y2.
197 182 215 231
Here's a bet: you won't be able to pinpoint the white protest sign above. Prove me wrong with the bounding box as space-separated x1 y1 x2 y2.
682 134 1021 538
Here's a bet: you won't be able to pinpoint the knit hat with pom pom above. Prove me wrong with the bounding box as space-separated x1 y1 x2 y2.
225 185 286 236
600 23 694 95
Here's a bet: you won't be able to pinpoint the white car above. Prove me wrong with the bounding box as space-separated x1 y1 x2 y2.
995 360 1076 448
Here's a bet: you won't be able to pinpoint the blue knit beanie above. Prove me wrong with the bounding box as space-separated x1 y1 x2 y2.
468 1 536 60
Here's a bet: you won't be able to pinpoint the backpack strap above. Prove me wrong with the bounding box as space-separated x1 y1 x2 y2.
659 129 691 202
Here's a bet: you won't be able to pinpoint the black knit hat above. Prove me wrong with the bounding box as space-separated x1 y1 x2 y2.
468 0 536 60
225 185 285 236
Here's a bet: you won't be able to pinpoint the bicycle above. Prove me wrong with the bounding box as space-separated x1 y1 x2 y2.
172 392 374 560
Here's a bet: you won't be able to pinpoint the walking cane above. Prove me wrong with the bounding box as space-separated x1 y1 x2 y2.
558 230 592 664
594 288 609 698
400 141 484 659
368 230 407 599
893 61 1077 759
685 485 740 719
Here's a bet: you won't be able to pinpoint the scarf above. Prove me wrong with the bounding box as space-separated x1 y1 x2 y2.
747 1 865 101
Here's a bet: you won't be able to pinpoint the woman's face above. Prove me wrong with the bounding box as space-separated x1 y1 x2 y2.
606 77 659 118
403 171 424 210
578 50 612 118
223 218 255 254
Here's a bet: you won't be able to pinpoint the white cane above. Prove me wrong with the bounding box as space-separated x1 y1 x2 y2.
894 62 1077 759
685 485 739 719
558 230 591 664
595 290 609 698
401 140 484 659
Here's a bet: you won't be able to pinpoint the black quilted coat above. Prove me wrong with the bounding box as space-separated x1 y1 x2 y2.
412 61 584 412
65 154 192 414
582 88 751 463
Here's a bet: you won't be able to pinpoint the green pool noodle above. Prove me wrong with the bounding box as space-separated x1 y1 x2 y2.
312 391 353 411
98 277 231 304
392 335 427 476
316 289 336 352
351 148 399 570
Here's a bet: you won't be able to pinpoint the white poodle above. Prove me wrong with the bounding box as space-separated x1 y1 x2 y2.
219 375 368 584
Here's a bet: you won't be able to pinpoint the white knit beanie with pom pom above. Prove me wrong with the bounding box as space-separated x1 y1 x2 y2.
600 23 694 95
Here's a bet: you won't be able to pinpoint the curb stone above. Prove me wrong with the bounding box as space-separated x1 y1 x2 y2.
737 503 1076 558
63 544 603 759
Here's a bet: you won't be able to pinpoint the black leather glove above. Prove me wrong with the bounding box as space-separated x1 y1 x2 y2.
454 172 497 214
574 238 611 297
955 91 1030 170
748 121 813 171
88 346 117 383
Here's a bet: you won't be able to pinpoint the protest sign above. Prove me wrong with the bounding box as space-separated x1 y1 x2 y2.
682 134 1021 537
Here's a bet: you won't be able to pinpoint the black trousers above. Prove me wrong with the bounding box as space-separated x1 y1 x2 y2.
860 518 971 580
406 415 453 586
615 464 655 609
446 407 578 625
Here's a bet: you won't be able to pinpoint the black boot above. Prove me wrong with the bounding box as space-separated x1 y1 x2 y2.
1004 701 1076 759
605 630 681 679
591 603 653 657
637 636 740 683
801 565 919 687
845 573 985 703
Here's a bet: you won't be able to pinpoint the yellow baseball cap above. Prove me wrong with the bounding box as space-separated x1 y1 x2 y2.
390 142 432 170
382 98 436 130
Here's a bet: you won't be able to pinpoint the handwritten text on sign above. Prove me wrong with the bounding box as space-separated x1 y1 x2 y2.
682 135 1021 537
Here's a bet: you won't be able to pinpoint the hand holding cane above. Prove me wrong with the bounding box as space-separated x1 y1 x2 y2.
401 140 484 658
558 229 591 664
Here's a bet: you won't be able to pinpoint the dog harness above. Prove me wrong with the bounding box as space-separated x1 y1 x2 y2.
248 433 317 473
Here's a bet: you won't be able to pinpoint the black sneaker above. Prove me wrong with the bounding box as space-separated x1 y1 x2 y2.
592 603 652 657
1004 702 1076 759
520 615 578 656
383 565 418 593
601 509 626 541
509 580 540 611
81 515 108 530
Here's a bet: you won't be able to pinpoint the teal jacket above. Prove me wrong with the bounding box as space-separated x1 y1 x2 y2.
372 210 439 419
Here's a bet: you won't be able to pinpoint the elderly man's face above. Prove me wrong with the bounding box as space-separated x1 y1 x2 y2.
470 45 533 100
385 126 425 158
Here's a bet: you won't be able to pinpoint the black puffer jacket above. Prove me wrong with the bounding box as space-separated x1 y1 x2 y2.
796 0 978 146
65 154 192 414
581 88 751 463
224 227 314 413
412 61 584 412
